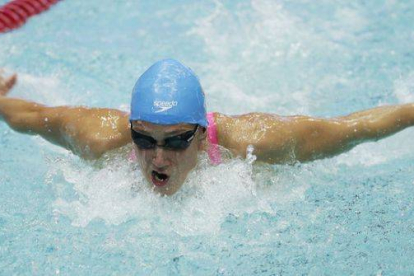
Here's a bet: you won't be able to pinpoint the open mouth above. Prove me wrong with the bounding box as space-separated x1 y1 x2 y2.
151 170 170 187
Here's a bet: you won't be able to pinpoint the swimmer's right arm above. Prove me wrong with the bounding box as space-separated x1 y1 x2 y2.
0 73 131 159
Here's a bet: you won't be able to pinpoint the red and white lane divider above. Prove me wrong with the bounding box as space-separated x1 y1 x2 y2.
0 0 60 33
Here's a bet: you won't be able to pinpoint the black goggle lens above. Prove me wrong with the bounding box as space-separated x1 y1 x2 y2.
131 125 198 150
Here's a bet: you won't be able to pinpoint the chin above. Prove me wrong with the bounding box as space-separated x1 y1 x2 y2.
153 182 182 196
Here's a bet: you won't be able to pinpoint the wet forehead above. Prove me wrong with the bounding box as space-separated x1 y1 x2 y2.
131 120 195 135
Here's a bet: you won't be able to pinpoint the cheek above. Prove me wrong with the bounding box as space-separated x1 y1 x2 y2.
175 147 199 170
134 148 151 167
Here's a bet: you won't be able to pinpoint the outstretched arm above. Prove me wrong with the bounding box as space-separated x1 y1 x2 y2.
215 104 414 164
0 73 131 159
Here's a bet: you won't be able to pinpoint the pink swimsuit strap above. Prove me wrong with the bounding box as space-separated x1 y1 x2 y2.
206 112 222 165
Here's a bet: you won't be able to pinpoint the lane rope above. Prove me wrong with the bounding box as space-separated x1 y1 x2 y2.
0 0 60 33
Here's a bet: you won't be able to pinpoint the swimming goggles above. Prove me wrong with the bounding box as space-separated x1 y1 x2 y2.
131 125 199 150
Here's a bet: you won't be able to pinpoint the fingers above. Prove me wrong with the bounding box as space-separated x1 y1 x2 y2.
6 74 17 90
0 74 17 96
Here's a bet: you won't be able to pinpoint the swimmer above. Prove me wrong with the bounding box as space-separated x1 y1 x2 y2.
1 59 414 195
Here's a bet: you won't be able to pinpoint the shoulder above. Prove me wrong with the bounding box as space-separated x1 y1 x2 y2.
213 112 287 148
59 107 131 159
213 112 320 163
214 112 287 134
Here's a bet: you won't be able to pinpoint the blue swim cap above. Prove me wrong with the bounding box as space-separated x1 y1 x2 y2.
130 59 208 127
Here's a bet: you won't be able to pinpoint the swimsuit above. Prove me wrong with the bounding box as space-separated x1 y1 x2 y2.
206 112 221 165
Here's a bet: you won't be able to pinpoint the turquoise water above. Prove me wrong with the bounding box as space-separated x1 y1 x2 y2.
1 0 414 275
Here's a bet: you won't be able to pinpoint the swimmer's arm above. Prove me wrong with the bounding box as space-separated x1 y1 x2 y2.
0 75 131 159
215 105 414 164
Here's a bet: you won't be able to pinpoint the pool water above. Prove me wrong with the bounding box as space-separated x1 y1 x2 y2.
1 0 414 275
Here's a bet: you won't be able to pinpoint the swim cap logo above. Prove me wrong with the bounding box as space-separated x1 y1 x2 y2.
154 101 178 113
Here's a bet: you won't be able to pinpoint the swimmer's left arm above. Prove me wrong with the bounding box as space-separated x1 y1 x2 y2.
215 104 414 164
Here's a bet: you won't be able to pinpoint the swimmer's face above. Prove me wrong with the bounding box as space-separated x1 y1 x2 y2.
131 121 206 195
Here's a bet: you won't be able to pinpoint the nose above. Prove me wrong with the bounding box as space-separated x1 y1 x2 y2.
151 147 170 169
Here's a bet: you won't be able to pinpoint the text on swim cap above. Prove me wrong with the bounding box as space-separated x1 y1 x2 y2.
154 101 178 113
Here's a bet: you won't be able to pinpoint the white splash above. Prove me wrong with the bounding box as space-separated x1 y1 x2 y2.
394 72 414 103
48 152 309 236
14 73 71 106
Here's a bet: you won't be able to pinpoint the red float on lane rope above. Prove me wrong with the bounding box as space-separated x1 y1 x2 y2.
9 2 37 17
0 0 61 33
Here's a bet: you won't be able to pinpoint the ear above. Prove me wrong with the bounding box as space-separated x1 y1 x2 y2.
197 127 207 150
198 127 207 142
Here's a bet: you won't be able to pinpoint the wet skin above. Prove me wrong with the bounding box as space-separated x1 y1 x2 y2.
131 121 206 195
3 73 414 195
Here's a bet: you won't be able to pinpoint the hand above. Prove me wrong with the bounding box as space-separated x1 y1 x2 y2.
0 69 17 96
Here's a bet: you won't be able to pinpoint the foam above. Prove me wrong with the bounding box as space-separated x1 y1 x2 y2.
394 72 414 103
49 150 309 235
